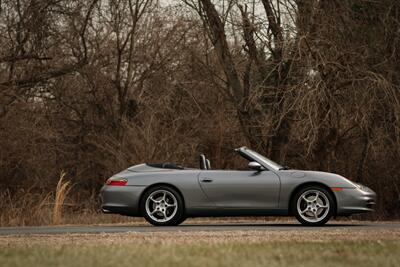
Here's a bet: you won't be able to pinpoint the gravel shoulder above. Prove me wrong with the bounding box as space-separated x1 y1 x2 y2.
1 227 400 246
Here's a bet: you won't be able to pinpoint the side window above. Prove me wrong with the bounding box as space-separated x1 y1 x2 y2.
232 156 250 170
216 153 249 170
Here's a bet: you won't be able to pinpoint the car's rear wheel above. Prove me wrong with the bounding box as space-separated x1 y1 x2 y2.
292 186 334 226
141 185 184 226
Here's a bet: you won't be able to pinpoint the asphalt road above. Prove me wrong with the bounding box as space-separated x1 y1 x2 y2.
0 222 399 236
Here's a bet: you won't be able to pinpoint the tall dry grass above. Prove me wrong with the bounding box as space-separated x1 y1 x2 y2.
52 171 72 225
0 189 143 227
0 170 144 227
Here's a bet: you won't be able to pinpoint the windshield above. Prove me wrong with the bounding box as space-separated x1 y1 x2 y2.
245 148 283 171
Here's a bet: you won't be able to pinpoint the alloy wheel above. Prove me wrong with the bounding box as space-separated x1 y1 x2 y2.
145 190 178 223
296 189 330 223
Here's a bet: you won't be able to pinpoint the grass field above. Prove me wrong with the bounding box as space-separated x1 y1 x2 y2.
1 229 399 267
1 240 399 267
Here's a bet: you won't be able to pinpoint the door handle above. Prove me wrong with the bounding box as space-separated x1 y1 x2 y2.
201 178 213 183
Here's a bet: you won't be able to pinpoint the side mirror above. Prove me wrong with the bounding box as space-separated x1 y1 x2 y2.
248 161 264 171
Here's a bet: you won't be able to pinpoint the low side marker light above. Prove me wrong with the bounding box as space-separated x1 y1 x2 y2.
331 187 343 192
106 179 128 186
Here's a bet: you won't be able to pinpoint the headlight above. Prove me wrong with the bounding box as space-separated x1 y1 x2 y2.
355 183 370 192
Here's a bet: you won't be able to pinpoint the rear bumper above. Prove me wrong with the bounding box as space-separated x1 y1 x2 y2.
101 206 136 215
100 185 146 216
335 187 376 215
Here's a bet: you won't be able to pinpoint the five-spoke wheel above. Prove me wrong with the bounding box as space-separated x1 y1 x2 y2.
292 186 334 226
141 186 184 226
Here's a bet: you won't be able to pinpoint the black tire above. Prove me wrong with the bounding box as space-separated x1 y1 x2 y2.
140 185 185 226
291 186 335 226
176 216 187 225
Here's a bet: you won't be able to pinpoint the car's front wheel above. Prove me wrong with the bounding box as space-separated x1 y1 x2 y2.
292 186 334 226
141 186 184 226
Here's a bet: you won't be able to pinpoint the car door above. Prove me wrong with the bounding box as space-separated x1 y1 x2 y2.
198 170 280 209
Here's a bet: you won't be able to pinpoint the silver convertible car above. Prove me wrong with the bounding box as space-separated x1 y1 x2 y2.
100 147 376 226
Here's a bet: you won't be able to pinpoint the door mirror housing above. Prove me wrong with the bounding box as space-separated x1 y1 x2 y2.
248 161 264 171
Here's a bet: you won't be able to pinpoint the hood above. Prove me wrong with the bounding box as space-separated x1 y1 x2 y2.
282 170 357 188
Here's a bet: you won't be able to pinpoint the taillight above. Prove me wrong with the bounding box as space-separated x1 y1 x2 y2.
106 178 127 186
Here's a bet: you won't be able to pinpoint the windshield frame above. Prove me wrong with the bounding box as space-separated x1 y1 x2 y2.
237 147 283 171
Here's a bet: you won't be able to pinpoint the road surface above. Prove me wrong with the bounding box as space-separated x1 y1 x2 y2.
0 222 399 236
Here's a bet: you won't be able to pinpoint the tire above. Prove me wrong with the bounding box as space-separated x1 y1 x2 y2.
291 186 335 226
176 216 187 225
140 185 184 226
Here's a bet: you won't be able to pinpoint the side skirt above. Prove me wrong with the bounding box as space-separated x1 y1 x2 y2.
185 208 289 217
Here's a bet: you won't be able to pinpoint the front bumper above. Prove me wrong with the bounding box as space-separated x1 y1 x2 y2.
100 185 146 216
335 187 377 215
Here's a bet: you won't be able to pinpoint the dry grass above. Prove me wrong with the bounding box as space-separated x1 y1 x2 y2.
52 171 72 225
0 190 52 226
1 230 399 267
0 189 140 226
1 228 400 247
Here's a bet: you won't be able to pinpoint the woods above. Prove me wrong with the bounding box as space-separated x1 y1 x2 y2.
0 0 399 225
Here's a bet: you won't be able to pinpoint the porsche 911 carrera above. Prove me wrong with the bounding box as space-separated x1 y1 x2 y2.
100 147 376 226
